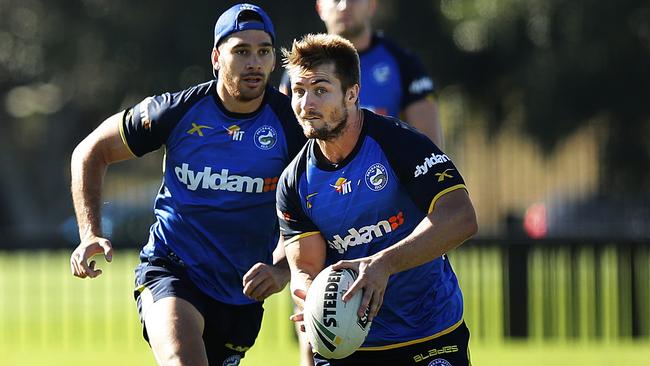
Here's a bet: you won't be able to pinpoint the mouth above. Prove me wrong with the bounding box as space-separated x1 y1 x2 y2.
241 74 264 88
300 115 322 123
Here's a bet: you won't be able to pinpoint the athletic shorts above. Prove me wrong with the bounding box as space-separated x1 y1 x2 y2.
133 254 264 366
313 321 471 366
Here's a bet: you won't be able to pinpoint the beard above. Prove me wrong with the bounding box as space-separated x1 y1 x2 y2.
337 21 366 41
302 101 349 141
222 69 267 102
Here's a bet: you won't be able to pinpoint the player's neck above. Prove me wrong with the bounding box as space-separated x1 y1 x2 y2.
348 27 373 52
216 82 265 114
316 109 364 164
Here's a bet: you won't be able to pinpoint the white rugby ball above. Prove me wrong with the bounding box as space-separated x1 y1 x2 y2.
303 266 371 359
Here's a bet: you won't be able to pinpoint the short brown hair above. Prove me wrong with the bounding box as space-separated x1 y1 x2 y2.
282 33 360 93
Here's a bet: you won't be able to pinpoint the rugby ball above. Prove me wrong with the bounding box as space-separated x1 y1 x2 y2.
303 266 371 359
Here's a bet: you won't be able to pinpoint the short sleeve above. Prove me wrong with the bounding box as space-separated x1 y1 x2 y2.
398 54 436 109
276 152 320 243
368 114 465 214
120 94 177 157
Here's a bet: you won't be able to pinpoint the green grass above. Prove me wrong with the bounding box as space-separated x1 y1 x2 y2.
1 249 649 365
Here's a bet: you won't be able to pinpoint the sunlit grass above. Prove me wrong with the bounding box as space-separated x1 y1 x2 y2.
1 250 649 366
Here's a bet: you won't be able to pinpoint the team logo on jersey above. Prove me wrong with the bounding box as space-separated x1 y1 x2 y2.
372 63 391 84
328 211 404 254
224 124 245 141
254 125 277 150
187 122 214 137
365 163 388 191
305 192 319 209
427 359 452 366
435 169 455 182
331 177 353 195
222 354 241 366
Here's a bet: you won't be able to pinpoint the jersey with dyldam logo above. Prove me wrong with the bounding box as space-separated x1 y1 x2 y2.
277 110 466 348
120 80 305 304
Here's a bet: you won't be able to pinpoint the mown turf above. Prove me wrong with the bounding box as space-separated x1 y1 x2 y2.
1 250 649 365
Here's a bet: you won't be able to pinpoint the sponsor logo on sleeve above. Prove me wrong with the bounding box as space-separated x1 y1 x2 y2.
413 153 450 178
435 169 455 182
409 77 434 94
139 96 153 130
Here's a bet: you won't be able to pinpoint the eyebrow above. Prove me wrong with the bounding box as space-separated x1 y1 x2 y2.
293 78 332 86
232 42 273 49
310 78 331 85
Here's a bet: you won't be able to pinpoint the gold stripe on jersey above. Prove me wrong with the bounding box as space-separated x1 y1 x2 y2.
427 184 466 214
357 319 464 351
119 110 137 158
284 231 321 246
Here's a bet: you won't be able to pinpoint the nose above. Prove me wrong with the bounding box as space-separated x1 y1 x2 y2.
299 91 317 113
246 53 263 70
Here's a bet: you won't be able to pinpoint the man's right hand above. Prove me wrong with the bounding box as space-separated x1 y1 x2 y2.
70 236 113 278
290 288 308 332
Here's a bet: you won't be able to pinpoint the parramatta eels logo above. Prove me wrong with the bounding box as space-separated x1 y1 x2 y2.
364 163 388 191
428 359 452 366
254 125 277 150
222 354 241 366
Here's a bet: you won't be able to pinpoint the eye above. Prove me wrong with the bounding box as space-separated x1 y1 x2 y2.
293 88 305 97
235 49 249 56
259 48 271 56
315 87 327 95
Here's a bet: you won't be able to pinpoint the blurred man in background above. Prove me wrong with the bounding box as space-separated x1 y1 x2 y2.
280 0 443 147
69 4 304 365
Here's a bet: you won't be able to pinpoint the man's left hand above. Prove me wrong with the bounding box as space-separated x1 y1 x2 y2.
243 262 290 301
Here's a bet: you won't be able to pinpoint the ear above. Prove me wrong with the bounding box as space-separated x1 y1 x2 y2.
346 84 360 105
211 47 220 72
315 0 326 21
368 0 377 17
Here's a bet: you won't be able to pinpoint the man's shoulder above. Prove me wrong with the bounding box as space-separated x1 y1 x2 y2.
168 80 216 101
264 86 292 110
364 109 431 148
370 33 421 63
279 140 311 188
145 80 216 116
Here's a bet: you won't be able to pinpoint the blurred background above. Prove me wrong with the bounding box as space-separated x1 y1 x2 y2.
0 0 648 365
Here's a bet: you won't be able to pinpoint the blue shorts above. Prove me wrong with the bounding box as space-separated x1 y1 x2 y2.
133 254 264 365
313 321 471 366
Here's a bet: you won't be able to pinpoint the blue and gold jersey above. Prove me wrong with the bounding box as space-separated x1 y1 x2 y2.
277 110 466 348
120 80 305 305
281 33 435 117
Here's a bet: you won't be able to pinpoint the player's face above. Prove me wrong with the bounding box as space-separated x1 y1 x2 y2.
317 0 376 40
290 63 356 141
213 30 275 102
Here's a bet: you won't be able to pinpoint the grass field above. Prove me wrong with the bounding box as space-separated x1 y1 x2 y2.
1 250 649 365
